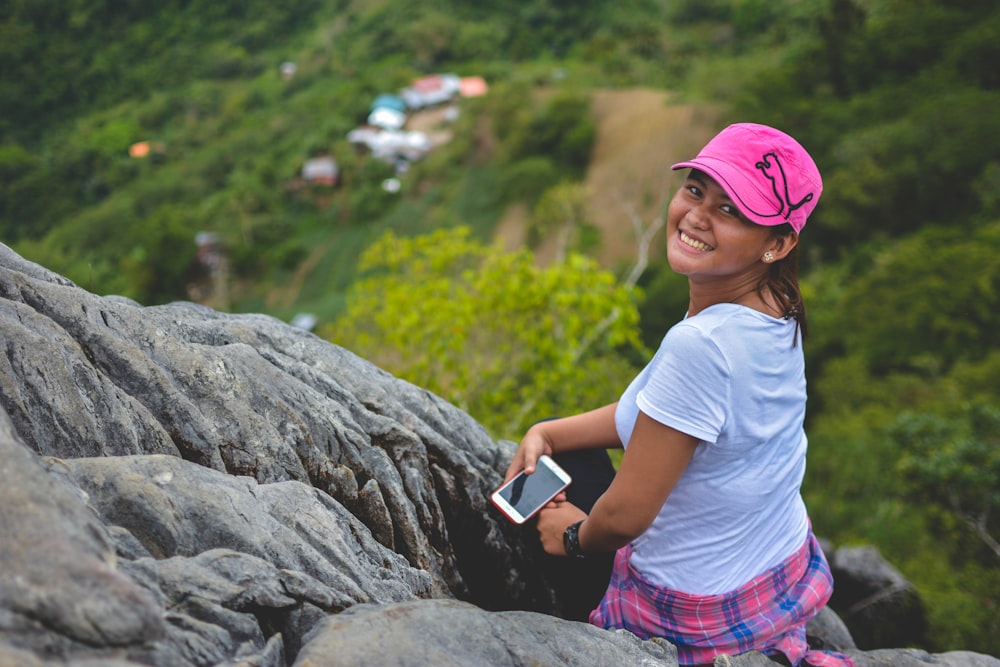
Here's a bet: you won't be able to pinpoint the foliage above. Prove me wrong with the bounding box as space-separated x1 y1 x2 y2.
729 0 1000 260
0 0 326 142
894 402 1000 562
529 182 599 256
493 85 597 199
810 222 1000 376
321 227 646 439
800 350 1000 654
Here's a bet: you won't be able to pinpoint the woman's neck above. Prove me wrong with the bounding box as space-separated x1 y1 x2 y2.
687 277 780 318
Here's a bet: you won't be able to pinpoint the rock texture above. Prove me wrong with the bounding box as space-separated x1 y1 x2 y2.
829 545 928 649
0 243 996 667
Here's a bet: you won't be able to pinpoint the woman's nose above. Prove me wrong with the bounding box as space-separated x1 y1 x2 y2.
686 203 710 230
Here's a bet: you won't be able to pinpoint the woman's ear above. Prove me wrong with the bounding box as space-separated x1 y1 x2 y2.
766 232 798 262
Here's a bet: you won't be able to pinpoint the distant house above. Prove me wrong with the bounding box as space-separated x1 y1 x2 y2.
372 131 432 163
290 313 317 331
129 141 152 158
347 127 382 148
302 155 339 186
367 107 406 130
459 76 489 98
367 93 407 130
347 127 432 164
399 73 462 110
371 93 406 114
128 140 165 158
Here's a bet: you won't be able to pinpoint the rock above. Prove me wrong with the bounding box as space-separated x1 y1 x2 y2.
0 410 166 659
829 545 928 649
807 606 857 652
293 598 677 666
0 242 542 612
848 649 1000 667
2 243 997 667
49 454 431 605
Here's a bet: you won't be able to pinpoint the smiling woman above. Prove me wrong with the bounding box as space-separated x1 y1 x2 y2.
666 124 818 332
502 123 850 666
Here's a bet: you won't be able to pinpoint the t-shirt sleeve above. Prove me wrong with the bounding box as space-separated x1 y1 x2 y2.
635 322 730 443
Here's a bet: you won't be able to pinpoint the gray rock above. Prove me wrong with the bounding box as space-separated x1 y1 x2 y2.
49 454 430 605
0 410 166 658
830 545 928 649
848 649 1000 667
807 606 857 652
0 242 542 613
292 598 677 667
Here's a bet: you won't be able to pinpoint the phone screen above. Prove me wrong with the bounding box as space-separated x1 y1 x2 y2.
496 462 567 520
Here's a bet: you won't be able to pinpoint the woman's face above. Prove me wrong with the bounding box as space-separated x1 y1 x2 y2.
665 170 776 284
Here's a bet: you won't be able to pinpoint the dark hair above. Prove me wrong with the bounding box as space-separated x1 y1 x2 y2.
756 223 807 343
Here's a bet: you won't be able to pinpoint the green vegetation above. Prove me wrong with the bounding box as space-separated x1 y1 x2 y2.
2 0 998 654
322 227 644 437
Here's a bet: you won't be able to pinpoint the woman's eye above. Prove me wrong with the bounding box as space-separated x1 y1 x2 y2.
721 204 739 216
685 184 702 197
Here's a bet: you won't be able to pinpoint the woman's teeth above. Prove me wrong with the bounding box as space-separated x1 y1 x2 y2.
680 231 714 251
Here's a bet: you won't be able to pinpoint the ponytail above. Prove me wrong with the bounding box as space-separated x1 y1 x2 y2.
757 224 807 344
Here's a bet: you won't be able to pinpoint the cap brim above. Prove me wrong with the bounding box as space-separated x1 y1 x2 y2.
670 159 788 228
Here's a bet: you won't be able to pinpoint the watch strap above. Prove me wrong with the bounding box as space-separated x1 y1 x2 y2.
563 520 586 559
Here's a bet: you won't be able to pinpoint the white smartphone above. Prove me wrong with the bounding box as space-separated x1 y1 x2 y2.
491 454 572 524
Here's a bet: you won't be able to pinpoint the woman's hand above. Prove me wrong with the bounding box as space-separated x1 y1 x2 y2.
503 423 553 483
536 501 588 556
503 404 622 484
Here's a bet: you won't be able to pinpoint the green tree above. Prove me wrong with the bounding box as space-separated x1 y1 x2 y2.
495 87 595 182
321 226 646 438
812 222 1000 376
530 181 597 257
894 402 1000 562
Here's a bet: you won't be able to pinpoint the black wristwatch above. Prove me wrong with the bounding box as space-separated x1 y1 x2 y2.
563 520 587 559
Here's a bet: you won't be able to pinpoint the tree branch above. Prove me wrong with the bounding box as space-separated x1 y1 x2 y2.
509 193 666 432
961 511 1000 560
619 196 666 289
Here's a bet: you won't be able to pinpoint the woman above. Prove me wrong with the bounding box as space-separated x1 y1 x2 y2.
503 123 853 666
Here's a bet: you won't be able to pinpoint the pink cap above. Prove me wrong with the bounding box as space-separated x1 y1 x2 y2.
671 123 822 233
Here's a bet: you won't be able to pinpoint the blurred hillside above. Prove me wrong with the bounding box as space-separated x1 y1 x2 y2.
2 0 999 655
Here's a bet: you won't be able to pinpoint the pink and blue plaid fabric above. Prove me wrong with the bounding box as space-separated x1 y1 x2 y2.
589 531 854 666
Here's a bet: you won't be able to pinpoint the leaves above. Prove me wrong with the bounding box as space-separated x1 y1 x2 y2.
833 223 1000 374
894 402 1000 561
322 227 645 438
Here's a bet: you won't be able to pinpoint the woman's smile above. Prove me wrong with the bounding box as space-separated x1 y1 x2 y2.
679 230 714 252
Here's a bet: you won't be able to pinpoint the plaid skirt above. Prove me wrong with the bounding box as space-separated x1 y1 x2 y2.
589 530 854 666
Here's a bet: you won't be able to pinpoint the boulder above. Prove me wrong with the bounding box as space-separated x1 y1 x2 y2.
829 545 928 649
293 598 676 666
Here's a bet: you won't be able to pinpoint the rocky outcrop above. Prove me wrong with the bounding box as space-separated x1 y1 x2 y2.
0 243 996 667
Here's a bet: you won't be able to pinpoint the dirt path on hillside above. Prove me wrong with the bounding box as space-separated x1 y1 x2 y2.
494 89 721 271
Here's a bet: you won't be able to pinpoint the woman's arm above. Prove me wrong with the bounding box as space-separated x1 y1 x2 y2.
504 403 622 482
536 410 698 555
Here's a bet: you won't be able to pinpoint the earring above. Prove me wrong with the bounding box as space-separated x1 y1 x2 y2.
763 251 775 263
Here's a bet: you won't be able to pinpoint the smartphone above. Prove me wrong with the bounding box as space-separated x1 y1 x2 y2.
491 454 572 524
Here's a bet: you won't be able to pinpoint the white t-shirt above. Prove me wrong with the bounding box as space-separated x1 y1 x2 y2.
614 303 809 595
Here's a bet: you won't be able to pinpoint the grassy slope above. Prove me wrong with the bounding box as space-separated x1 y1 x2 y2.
497 89 720 268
